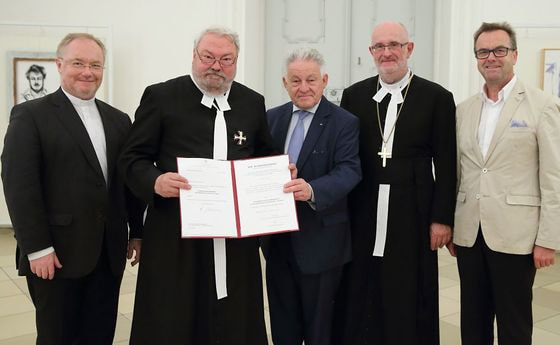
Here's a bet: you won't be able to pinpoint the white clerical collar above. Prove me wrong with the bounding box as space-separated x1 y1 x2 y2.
373 69 412 103
62 88 96 107
291 101 320 115
191 75 231 111
480 75 517 105
380 69 412 90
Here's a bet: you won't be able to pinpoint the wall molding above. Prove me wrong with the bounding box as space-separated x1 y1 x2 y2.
281 0 325 43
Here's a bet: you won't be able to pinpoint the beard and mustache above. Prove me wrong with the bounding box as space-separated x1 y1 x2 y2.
192 69 234 96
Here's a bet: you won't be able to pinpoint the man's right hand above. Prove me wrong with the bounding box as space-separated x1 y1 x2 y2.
446 242 457 257
30 252 62 280
154 172 190 198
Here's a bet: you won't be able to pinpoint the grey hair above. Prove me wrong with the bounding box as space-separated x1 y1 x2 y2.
193 27 240 54
284 48 325 74
56 33 106 59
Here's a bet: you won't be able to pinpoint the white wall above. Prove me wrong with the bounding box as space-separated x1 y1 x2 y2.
0 0 558 225
263 0 436 109
0 0 265 225
434 0 560 103
0 0 265 114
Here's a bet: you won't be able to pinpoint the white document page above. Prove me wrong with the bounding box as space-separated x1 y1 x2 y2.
178 158 237 238
234 155 299 237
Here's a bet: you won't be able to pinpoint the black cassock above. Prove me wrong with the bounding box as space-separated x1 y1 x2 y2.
333 75 457 345
120 76 273 345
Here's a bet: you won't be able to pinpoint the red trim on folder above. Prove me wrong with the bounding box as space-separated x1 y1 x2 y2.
230 160 242 237
179 154 300 238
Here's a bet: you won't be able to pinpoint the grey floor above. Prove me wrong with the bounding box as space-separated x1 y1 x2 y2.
0 228 559 344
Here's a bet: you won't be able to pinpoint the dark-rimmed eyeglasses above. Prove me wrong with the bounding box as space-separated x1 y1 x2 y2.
474 47 515 59
369 42 409 53
196 50 237 67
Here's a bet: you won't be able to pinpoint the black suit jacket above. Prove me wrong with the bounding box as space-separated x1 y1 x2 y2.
2 88 143 278
265 97 361 274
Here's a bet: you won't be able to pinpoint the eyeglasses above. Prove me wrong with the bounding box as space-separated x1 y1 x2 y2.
474 47 515 59
196 50 237 67
60 59 104 71
369 42 409 53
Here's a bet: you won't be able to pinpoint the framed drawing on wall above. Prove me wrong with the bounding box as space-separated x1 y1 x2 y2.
542 49 560 98
12 56 60 105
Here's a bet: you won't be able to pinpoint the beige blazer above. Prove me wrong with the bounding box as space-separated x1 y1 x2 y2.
454 80 560 254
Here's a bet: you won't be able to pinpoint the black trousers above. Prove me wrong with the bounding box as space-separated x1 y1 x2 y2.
456 229 536 345
26 246 122 345
266 241 343 345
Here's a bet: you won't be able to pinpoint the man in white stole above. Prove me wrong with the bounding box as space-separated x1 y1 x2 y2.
372 70 412 256
333 21 457 345
120 27 277 345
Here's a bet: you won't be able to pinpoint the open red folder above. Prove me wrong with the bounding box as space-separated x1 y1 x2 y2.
178 154 299 238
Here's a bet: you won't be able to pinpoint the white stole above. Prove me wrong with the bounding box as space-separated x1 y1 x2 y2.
201 92 231 299
371 72 411 257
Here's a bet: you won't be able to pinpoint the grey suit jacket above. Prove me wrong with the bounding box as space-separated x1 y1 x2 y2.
454 79 560 254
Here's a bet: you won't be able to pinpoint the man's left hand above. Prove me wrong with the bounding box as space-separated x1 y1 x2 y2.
533 245 556 269
127 239 142 266
430 223 452 251
284 178 311 201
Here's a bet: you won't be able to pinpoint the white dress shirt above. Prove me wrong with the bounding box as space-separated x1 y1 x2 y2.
478 75 517 158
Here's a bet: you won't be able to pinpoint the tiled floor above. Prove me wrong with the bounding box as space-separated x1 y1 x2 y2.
0 227 559 344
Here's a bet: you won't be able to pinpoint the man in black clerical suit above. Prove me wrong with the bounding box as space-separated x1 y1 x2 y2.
2 33 143 345
333 21 457 345
264 48 361 345
120 27 279 345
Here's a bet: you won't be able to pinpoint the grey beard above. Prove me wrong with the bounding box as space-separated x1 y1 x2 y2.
193 73 232 96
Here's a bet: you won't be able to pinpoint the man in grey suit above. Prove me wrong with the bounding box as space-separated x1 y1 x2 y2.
452 22 560 345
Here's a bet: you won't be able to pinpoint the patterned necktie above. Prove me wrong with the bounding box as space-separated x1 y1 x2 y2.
287 110 310 163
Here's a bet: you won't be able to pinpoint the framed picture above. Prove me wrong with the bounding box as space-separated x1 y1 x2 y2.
12 56 60 105
542 49 560 98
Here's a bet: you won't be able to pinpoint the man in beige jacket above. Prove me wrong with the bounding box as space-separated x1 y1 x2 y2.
452 22 560 345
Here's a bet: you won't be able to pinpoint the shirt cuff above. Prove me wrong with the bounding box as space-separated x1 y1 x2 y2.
28 247 55 261
306 183 317 210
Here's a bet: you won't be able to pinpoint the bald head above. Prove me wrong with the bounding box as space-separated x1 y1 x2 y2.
370 21 413 83
371 21 410 44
